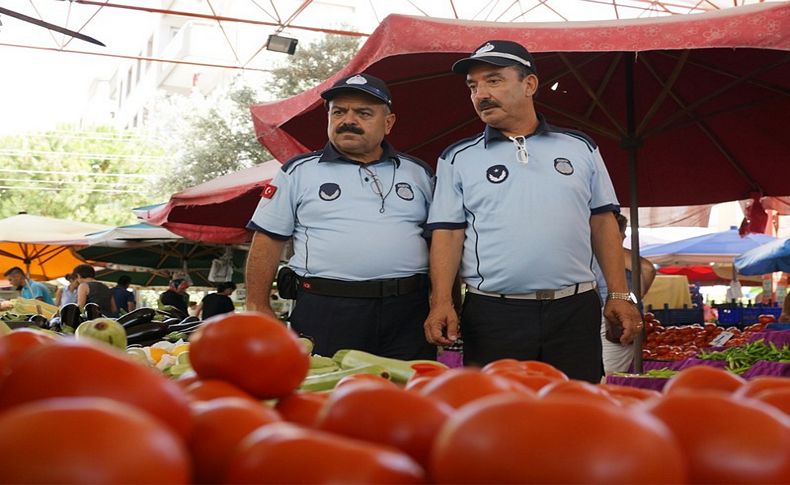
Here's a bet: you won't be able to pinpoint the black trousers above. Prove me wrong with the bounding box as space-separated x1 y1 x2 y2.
289 285 436 361
461 289 603 383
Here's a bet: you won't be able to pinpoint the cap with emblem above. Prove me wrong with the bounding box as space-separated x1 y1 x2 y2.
452 40 537 75
320 73 392 107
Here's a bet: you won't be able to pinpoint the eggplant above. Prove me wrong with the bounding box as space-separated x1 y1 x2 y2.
117 307 156 326
157 305 187 320
59 303 83 328
27 314 49 328
160 317 182 327
125 321 169 346
48 315 62 332
84 302 102 320
119 309 158 329
167 319 203 333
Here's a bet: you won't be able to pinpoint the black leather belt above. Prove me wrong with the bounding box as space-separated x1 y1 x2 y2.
298 274 427 298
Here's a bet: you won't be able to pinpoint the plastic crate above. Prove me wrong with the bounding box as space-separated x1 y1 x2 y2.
716 306 742 325
646 306 704 326
741 306 782 325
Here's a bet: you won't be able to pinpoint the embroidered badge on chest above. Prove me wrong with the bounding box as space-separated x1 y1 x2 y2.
554 158 574 176
486 165 509 184
395 182 414 201
319 183 341 201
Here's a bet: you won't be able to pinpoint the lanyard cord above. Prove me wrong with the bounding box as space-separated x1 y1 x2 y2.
360 160 396 213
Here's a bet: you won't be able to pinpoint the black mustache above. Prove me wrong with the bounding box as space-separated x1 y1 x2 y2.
336 124 364 135
478 100 499 110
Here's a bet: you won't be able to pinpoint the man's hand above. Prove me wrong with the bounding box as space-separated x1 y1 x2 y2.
0 300 13 311
603 299 643 344
247 302 278 321
424 301 460 346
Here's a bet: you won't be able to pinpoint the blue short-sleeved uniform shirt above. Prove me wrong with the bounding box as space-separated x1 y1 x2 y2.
248 141 434 281
21 280 54 305
427 115 619 294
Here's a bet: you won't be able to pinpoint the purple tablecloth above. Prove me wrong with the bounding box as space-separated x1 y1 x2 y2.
747 330 790 347
741 360 790 378
606 375 669 391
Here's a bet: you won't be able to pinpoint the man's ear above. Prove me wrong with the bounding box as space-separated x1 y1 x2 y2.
384 112 397 135
525 74 539 97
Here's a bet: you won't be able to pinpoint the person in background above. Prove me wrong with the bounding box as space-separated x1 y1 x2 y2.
424 40 642 383
73 264 117 317
245 73 435 360
110 275 136 314
779 292 790 323
188 301 199 317
596 213 656 375
55 272 79 307
3 267 54 305
198 282 237 320
159 278 190 314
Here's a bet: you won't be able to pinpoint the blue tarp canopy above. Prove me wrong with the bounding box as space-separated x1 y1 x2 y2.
734 237 790 276
640 228 776 266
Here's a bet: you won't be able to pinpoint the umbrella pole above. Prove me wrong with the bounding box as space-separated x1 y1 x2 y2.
624 52 645 374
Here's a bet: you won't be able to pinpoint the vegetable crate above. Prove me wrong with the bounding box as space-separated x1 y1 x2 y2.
716 305 782 326
646 306 704 326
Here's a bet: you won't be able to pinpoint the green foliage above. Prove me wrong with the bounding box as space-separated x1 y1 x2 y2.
152 80 272 193
268 34 362 99
0 125 168 225
149 33 360 193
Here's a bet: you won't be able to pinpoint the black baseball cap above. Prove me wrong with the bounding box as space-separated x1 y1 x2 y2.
320 73 392 107
452 40 537 75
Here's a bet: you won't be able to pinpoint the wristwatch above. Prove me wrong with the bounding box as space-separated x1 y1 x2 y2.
606 292 637 304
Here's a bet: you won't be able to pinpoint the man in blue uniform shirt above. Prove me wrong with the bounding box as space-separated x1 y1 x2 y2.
246 73 436 360
3 267 54 305
424 40 643 382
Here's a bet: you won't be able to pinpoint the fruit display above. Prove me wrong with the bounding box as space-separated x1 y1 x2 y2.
1 311 788 483
641 311 771 361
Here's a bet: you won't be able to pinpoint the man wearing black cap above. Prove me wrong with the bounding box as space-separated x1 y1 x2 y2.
245 73 436 360
424 40 642 382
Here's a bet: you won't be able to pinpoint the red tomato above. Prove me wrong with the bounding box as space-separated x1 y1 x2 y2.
189 312 309 399
184 379 258 403
733 376 790 399
431 394 686 483
403 375 434 392
598 384 662 404
645 392 790 483
0 339 192 439
189 397 282 484
0 397 190 483
537 380 621 406
751 388 790 415
319 386 451 467
419 368 530 409
335 373 397 390
482 359 568 381
274 392 329 427
225 422 426 484
0 329 56 382
495 372 558 393
758 314 776 324
405 363 446 387
480 358 524 374
663 365 745 395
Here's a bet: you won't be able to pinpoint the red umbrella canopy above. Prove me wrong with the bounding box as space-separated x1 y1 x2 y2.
134 160 281 244
251 3 790 207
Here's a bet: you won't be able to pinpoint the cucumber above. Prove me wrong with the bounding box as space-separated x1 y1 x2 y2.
299 365 390 392
332 349 447 384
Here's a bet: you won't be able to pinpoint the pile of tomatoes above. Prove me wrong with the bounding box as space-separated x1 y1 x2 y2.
0 312 788 484
642 312 770 361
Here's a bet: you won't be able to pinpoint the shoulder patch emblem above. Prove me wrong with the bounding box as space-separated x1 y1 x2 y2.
486 165 509 184
261 184 277 199
554 158 574 176
319 183 341 201
395 182 414 201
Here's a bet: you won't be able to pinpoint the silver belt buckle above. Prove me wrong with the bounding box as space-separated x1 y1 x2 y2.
535 289 554 300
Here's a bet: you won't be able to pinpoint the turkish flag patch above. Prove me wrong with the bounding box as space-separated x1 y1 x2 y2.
261 184 278 199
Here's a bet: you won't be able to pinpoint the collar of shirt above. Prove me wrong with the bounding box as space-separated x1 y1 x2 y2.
483 113 549 147
319 140 401 167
